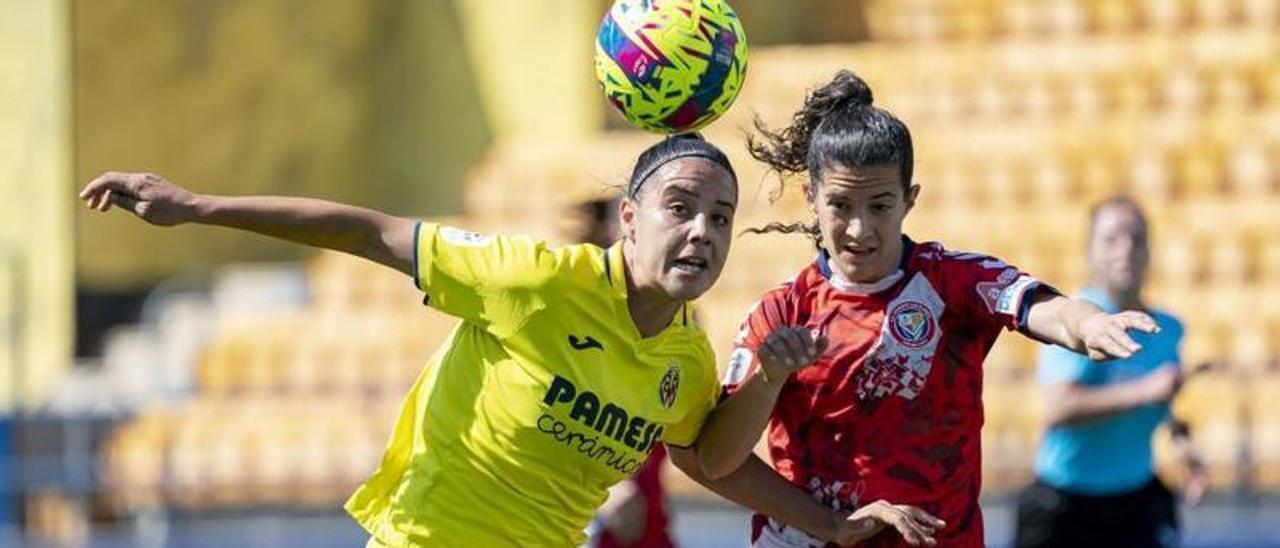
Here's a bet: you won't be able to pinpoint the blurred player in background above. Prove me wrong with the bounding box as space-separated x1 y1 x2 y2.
572 195 675 548
1014 196 1207 548
692 70 1162 547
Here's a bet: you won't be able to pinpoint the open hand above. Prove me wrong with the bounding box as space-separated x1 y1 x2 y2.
79 172 198 226
833 500 945 546
1078 310 1158 361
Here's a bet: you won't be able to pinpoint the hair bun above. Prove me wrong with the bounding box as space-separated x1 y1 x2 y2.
832 69 874 107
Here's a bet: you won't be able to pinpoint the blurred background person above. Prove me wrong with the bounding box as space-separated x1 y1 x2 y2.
1014 196 1208 548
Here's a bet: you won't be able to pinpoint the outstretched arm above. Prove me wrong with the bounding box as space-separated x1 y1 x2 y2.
668 447 943 546
1024 290 1158 361
79 172 417 275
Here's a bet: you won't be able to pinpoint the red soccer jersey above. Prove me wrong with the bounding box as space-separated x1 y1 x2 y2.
722 238 1048 548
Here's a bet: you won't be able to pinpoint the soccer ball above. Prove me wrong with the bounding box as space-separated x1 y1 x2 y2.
595 0 748 134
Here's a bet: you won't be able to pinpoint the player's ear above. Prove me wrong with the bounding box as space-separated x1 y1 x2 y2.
904 184 920 215
619 196 638 242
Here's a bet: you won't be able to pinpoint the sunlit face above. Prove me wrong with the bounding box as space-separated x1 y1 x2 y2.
1088 204 1149 296
620 159 737 302
809 163 918 284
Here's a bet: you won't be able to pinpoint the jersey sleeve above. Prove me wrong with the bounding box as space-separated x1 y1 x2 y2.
413 222 552 331
718 291 791 399
941 252 1055 333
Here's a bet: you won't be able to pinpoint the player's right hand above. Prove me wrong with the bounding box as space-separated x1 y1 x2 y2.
1078 309 1159 361
833 500 945 546
79 172 198 226
755 326 828 385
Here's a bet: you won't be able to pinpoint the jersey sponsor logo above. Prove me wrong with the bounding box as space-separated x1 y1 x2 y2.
888 301 936 348
567 334 604 351
440 226 493 247
722 347 753 386
659 363 680 409
542 375 664 453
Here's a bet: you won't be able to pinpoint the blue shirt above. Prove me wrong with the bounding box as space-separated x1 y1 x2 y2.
1032 288 1183 495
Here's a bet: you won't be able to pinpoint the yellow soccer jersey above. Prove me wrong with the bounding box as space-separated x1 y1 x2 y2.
344 222 719 547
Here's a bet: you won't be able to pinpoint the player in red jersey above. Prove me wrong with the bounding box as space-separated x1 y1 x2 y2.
692 71 1159 547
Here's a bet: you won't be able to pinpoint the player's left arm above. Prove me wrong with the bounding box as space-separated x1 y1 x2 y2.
1023 289 1160 361
668 448 941 545
79 172 417 275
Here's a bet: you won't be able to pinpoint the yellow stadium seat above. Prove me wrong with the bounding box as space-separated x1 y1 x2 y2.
1230 326 1274 375
1208 234 1250 286
1144 0 1194 32
243 409 293 505
1228 144 1275 197
1247 376 1280 490
1241 0 1279 28
982 380 1040 495
101 408 172 511
1092 0 1140 34
167 401 221 509
1163 374 1246 490
295 408 339 506
1127 150 1176 205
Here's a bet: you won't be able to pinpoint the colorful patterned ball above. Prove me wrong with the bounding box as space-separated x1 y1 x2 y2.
594 0 748 134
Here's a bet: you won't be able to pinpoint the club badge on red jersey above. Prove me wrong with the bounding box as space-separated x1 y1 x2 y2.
889 301 936 348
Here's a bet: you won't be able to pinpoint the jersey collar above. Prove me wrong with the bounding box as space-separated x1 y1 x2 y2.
604 241 629 299
816 235 915 294
603 241 691 330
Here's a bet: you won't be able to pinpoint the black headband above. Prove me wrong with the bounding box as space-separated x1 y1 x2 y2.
628 151 738 198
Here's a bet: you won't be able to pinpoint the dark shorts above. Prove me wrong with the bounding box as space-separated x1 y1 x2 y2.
1014 477 1179 548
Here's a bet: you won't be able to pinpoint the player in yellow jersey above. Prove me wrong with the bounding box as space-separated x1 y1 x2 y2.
80 135 885 546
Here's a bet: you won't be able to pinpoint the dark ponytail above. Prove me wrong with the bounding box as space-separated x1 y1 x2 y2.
747 70 875 177
745 70 913 248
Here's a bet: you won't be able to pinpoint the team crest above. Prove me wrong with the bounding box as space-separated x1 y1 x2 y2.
888 301 935 348
658 363 680 409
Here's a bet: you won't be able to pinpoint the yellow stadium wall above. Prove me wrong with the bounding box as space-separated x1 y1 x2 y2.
71 0 502 289
0 0 74 410
455 0 601 140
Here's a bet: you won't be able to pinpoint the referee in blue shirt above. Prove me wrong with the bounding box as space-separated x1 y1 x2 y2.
1015 197 1207 548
